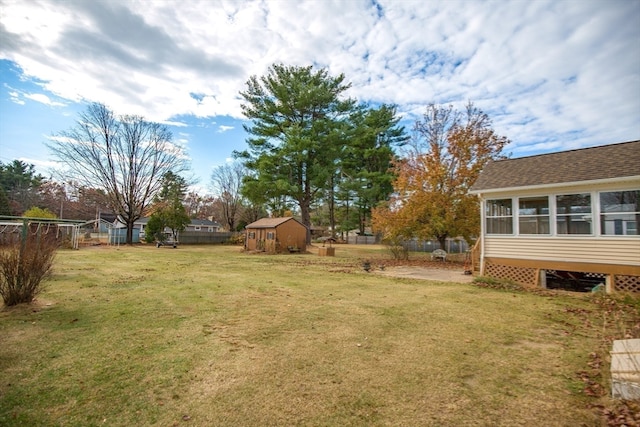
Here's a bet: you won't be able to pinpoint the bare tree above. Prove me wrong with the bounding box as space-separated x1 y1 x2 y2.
210 162 246 231
47 103 188 243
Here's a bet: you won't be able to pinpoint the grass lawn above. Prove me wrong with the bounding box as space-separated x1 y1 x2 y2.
0 244 636 426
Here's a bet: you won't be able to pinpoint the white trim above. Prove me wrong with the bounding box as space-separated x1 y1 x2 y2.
480 189 639 238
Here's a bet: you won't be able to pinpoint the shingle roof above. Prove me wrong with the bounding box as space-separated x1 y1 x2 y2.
470 140 640 192
189 218 221 227
246 217 306 229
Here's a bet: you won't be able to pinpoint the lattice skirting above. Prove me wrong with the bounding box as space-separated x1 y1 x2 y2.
484 262 640 293
614 275 640 293
484 262 538 287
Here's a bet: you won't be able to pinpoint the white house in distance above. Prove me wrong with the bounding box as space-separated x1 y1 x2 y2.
469 140 640 293
135 217 222 239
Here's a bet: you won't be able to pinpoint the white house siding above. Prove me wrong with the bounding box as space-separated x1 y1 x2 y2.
484 237 640 267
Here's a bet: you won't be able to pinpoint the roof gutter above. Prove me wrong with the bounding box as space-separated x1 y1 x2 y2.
469 175 640 196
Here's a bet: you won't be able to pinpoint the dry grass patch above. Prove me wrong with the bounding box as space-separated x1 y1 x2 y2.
0 244 629 426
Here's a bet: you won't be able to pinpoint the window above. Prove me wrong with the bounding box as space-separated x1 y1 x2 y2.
600 190 639 235
486 199 513 234
518 196 550 234
248 231 255 239
266 232 275 240
208 227 214 232
194 225 201 231
556 193 592 234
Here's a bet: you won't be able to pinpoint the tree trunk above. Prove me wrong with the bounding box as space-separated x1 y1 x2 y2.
300 200 311 244
126 220 134 244
328 176 335 238
437 235 447 251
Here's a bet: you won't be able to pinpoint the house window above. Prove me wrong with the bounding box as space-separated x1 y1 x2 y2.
208 227 214 232
518 196 550 234
486 199 513 234
266 232 275 240
248 232 255 239
600 190 639 235
556 193 592 235
194 226 201 231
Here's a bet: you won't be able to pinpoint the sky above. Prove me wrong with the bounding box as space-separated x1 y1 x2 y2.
0 0 639 194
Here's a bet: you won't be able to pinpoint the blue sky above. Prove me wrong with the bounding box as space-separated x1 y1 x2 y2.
0 0 639 194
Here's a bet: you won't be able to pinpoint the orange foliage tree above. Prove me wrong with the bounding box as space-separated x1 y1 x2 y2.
372 102 509 250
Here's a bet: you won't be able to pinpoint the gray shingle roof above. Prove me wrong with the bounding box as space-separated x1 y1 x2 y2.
470 140 640 192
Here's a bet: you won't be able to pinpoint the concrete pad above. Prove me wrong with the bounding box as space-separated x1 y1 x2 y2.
611 339 640 399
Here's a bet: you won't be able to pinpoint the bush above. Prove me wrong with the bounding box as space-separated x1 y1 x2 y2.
0 231 58 306
387 244 409 260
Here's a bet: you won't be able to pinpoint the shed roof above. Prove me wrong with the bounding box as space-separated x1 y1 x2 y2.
470 140 640 192
245 217 307 229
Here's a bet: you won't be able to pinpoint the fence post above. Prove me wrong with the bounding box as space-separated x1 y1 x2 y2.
21 218 28 252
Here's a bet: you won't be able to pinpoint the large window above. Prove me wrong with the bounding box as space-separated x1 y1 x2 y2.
556 193 592 235
518 196 550 234
600 190 639 235
486 199 513 234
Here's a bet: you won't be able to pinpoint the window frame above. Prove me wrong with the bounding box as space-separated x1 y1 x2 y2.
599 190 640 236
483 188 640 238
554 193 593 236
485 198 514 235
517 195 551 235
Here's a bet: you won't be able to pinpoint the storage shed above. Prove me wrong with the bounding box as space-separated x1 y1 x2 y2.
245 217 308 254
469 140 640 293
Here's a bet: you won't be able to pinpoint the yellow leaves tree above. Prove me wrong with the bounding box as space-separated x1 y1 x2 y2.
372 102 509 250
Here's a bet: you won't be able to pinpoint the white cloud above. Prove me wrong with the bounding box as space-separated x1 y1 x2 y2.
0 0 638 153
218 125 234 133
24 93 65 107
8 90 24 105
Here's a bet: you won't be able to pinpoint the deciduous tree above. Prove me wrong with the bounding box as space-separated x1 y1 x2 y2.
48 103 188 243
372 102 509 249
23 206 57 219
210 162 246 231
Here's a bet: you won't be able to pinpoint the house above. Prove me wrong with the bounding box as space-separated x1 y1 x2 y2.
135 217 222 237
183 218 223 233
469 140 640 293
245 217 308 254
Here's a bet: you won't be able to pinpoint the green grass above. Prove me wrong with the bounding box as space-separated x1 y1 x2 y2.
0 244 624 426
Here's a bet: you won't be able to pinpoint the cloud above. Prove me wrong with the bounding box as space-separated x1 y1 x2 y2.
8 90 24 105
218 125 234 133
0 0 638 152
24 93 65 107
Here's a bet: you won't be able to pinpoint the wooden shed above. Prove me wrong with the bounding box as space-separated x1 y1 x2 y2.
469 140 640 293
245 217 308 254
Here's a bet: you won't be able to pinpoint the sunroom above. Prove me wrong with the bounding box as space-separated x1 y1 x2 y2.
470 141 640 292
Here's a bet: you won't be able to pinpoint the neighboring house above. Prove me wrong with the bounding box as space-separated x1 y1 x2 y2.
135 217 222 237
183 218 223 232
469 140 640 293
245 217 308 254
96 213 118 233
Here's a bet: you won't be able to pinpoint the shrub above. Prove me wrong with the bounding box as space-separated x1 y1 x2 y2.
0 230 58 306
